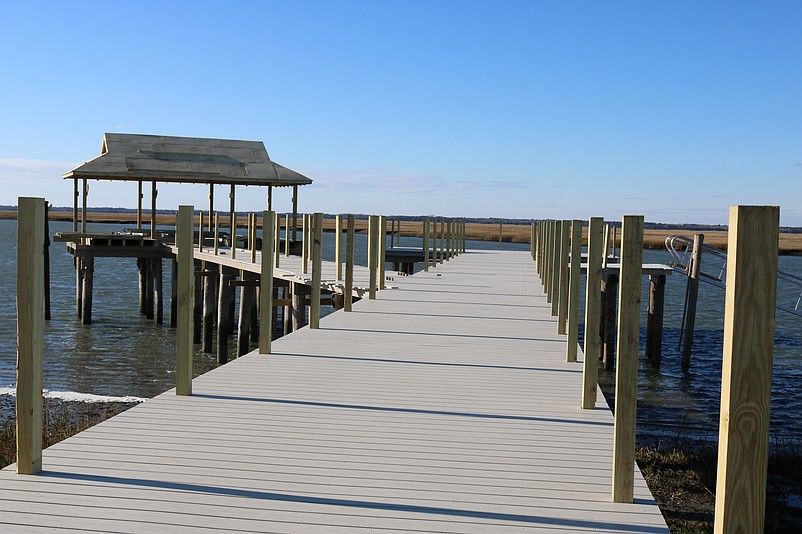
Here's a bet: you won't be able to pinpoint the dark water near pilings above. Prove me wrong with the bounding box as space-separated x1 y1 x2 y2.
1 220 801 446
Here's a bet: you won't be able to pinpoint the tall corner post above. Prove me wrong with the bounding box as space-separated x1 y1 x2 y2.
310 213 323 328
611 214 644 503
176 205 195 396
713 205 779 534
582 216 604 409
16 197 45 475
565 219 582 362
344 214 355 311
259 210 275 353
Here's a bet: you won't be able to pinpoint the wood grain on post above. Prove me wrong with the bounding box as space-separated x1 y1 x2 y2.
681 233 704 369
274 213 280 268
557 220 570 334
310 213 323 328
566 220 582 361
582 217 604 409
284 213 290 257
259 210 275 352
344 214 355 311
713 205 779 534
16 197 45 475
176 205 194 396
250 213 257 264
214 213 219 255
198 211 204 252
301 213 308 274
612 214 644 503
231 212 237 260
335 214 343 280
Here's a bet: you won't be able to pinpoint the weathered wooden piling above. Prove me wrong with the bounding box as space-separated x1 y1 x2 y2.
217 267 235 363
291 282 307 330
153 257 163 325
681 233 704 369
170 258 178 327
237 272 256 356
344 214 355 312
423 218 430 272
550 220 561 316
16 196 45 475
81 257 94 325
335 214 343 280
202 264 218 353
259 210 275 353
368 215 379 299
601 273 618 370
379 215 387 289
713 205 779 534
310 213 323 329
645 274 666 367
612 214 644 504
557 220 570 334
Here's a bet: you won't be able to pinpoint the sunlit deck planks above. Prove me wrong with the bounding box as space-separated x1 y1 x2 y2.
0 250 669 533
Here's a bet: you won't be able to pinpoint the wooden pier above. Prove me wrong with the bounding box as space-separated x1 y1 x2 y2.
3 247 670 533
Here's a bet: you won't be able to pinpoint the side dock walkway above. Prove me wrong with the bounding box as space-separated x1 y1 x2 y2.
1 250 669 533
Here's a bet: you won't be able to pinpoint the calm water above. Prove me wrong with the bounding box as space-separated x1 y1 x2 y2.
1 219 801 444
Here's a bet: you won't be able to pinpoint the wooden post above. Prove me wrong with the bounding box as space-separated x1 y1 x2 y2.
557 220 570 334
153 257 163 325
231 212 237 260
176 205 194 396
582 217 604 409
602 223 610 268
446 219 451 260
259 210 275 353
498 222 502 250
274 212 280 268
612 214 644 503
423 218 430 272
550 221 561 316
145 255 154 320
267 185 272 211
379 215 387 289
389 219 395 249
237 273 254 356
43 202 51 321
305 214 312 268
291 184 299 241
150 181 157 239
202 264 217 353
310 213 323 329
81 257 94 325
344 214 355 312
208 184 214 232
291 283 307 330
217 268 234 363
198 211 204 253
170 258 178 328
250 213 257 264
602 273 619 370
81 178 87 233
566 220 582 362
214 213 219 255
439 218 445 264
73 178 79 232
16 197 45 475
301 213 308 274
368 215 378 299
430 219 437 269
284 213 290 256
335 214 343 280
713 205 779 534
645 275 666 367
681 233 704 369
193 264 202 344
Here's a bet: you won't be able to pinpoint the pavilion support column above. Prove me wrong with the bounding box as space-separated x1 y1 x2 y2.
150 181 157 238
137 180 143 230
229 185 236 249
267 185 273 211
291 184 298 241
80 257 94 325
208 184 214 232
81 178 88 233
73 178 79 232
137 258 147 315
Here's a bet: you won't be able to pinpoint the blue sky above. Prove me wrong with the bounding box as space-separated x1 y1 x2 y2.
1 1 800 225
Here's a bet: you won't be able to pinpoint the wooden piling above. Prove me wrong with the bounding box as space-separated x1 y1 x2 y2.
217 268 234 363
137 257 147 315
250 213 257 264
213 213 219 255
601 274 618 370
153 257 163 325
16 196 45 475
202 264 217 353
231 212 237 260
612 214 644 504
645 275 666 367
301 213 308 274
237 272 255 356
344 214 355 312
557 220 570 334
681 233 704 369
582 216 604 409
291 283 307 330
335 214 343 280
379 215 387 289
274 213 280 268
310 213 323 329
566 220 582 362
170 258 178 328
713 205 779 534
44 202 51 321
175 205 194 396
192 264 202 344
81 257 94 325
423 218 430 272
550 220 561 316
498 222 502 250
284 213 290 257
368 215 379 299
259 210 275 353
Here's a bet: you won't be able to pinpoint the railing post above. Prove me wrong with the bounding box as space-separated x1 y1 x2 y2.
368 215 378 299
301 213 308 274
344 214 355 311
566 220 582 362
176 205 194 396
310 212 323 328
16 197 45 475
379 215 387 289
557 219 570 334
259 210 275 352
213 212 219 255
582 216 604 409
284 213 290 257
423 218 430 271
550 220 562 316
274 212 280 268
713 205 779 534
335 214 343 280
612 214 644 503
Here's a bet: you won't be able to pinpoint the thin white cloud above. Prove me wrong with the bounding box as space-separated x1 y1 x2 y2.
0 158 78 182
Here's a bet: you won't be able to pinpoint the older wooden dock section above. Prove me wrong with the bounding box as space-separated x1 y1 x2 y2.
1 250 668 533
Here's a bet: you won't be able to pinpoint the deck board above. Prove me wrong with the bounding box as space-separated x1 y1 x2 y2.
1 250 669 533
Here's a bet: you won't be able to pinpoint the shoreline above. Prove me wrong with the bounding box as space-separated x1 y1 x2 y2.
2 210 802 255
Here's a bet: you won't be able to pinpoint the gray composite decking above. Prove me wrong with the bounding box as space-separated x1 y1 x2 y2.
0 250 669 533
